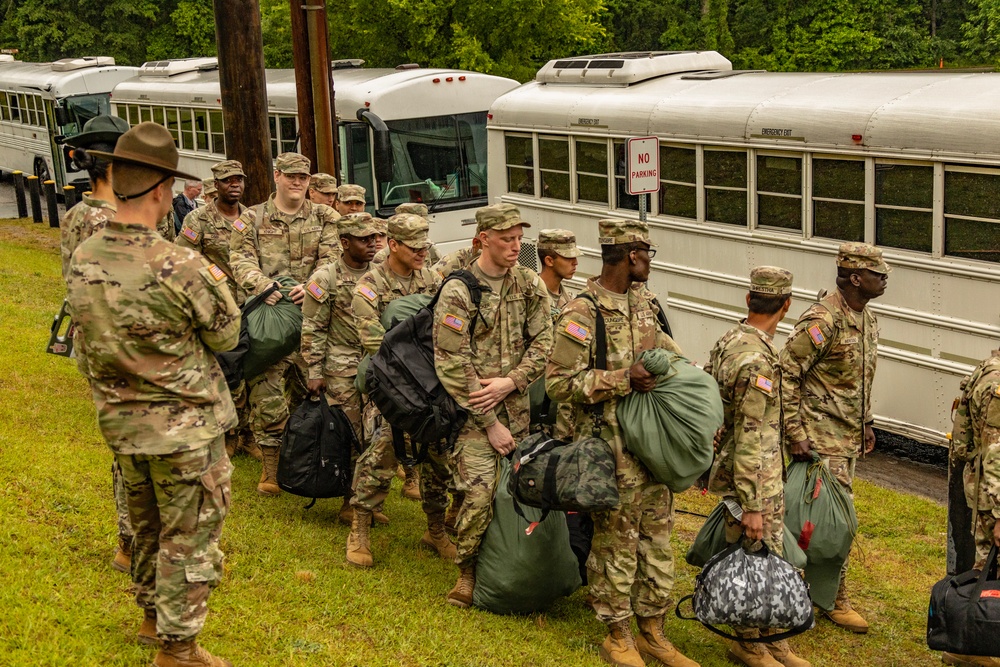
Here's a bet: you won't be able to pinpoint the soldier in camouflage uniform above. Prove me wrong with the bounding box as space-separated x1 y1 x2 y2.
433 203 553 607
537 228 580 318
67 122 238 667
201 178 217 207
60 115 136 574
780 242 888 635
346 214 458 566
308 172 338 207
433 238 481 278
546 219 696 667
371 203 441 266
335 183 366 216
707 267 810 667
946 347 1000 667
229 152 341 497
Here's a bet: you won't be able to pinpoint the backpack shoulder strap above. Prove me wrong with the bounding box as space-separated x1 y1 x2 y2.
430 268 489 343
576 292 608 436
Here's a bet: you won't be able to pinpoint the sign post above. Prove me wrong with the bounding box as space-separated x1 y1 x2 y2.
627 137 660 222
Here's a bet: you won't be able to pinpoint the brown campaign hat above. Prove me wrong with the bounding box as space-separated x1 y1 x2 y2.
89 122 199 181
749 266 793 295
836 242 891 274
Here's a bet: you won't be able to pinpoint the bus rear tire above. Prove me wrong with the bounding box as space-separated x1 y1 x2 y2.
34 158 50 183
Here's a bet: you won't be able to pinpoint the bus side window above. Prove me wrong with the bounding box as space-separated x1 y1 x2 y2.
945 166 1000 264
704 148 747 226
539 136 570 201
268 115 278 158
756 153 802 232
875 162 932 253
0 92 8 122
659 145 696 220
9 93 19 122
576 139 608 205
279 116 297 153
505 134 533 196
613 141 643 211
165 108 180 146
194 109 210 151
813 157 864 242
210 110 225 155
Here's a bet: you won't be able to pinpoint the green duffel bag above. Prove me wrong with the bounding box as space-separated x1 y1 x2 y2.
354 293 433 394
616 348 723 493
243 275 303 381
473 458 582 614
784 454 858 610
686 500 807 570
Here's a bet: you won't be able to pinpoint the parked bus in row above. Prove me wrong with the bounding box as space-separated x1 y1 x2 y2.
487 50 1000 446
109 57 519 256
0 55 138 189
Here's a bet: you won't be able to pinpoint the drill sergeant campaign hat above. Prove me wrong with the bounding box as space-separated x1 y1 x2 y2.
274 152 311 175
475 203 530 233
89 122 200 199
597 218 656 247
388 213 432 249
537 228 581 258
309 172 337 194
395 202 429 218
201 178 217 196
66 115 130 149
212 160 245 180
338 184 366 203
749 266 793 295
338 212 380 238
836 242 891 274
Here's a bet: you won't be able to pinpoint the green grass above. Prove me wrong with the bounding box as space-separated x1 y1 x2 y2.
0 217 950 666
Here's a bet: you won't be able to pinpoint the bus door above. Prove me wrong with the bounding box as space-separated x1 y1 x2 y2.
338 122 376 214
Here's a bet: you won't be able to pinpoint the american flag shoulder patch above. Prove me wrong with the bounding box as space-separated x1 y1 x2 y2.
753 374 774 394
808 324 826 347
232 218 247 232
442 313 465 332
357 284 377 302
565 321 590 342
307 281 325 300
207 264 226 283
181 226 199 242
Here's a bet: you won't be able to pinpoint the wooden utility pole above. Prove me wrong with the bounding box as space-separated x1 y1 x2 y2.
213 0 273 206
289 0 317 169
304 1 337 176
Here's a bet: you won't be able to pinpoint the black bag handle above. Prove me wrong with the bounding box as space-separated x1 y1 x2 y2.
576 293 608 437
972 544 1000 598
242 282 281 318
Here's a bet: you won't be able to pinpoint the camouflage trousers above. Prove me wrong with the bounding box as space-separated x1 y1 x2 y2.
451 422 506 568
723 493 785 556
113 459 134 542
588 480 675 623
116 434 231 641
974 511 998 570
820 454 857 594
247 353 307 449
324 376 363 487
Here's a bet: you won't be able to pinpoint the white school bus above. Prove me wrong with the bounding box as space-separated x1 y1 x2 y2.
487 50 1000 446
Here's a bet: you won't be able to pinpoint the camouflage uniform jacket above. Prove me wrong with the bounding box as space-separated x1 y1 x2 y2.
548 283 572 321
780 289 878 457
706 322 784 512
433 263 552 434
301 258 368 381
353 261 442 356
953 352 1000 515
546 278 680 486
432 246 480 278
229 195 341 296
156 212 176 242
60 194 115 282
372 243 440 267
175 200 248 302
66 221 240 456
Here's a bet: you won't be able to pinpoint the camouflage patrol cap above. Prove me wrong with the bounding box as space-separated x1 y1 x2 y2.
338 184 366 203
211 160 245 180
201 178 217 196
310 172 337 194
837 242 891 274
749 266 793 295
475 203 530 233
396 202 429 218
389 213 431 249
274 152 311 175
338 212 379 238
537 228 581 258
597 218 656 247
373 217 388 235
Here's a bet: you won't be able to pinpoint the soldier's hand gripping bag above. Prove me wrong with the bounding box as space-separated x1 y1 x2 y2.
473 458 582 614
508 433 619 528
616 348 723 493
686 501 808 570
277 397 358 501
241 275 303 381
784 454 858 610
928 544 1000 656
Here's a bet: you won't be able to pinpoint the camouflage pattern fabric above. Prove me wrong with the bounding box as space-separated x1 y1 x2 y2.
60 194 115 281
156 212 176 242
432 246 480 278
371 243 440 267
66 221 240 455
706 322 784 512
545 277 681 623
117 434 230 641
434 262 552 567
175 200 248 303
352 260 441 356
780 288 879 458
547 284 572 321
112 460 134 542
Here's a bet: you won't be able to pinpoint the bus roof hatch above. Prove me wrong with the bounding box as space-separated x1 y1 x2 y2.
51 57 116 72
535 51 732 86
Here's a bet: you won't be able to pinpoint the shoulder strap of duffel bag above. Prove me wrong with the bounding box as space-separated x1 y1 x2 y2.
576 292 608 437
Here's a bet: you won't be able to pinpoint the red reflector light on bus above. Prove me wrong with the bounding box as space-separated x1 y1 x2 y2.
487 113 493 120
365 101 371 107
459 76 466 81
852 134 862 141
446 77 453 82
432 78 440 83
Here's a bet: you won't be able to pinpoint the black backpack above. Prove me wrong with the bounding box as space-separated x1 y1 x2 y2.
277 396 359 507
365 269 487 465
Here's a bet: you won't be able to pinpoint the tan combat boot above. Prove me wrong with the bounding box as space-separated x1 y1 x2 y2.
224 431 238 458
446 564 476 608
240 435 263 462
761 629 810 667
338 497 354 526
943 654 1000 667
112 538 131 573
824 597 869 634
600 619 645 667
372 507 390 525
421 515 458 560
401 465 421 501
635 615 699 667
728 630 783 667
137 608 157 645
444 493 464 536
256 445 281 497
152 639 232 667
346 509 374 568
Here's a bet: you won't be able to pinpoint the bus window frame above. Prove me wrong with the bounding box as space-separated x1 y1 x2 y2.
574 136 610 206
754 150 805 236
873 157 935 255
943 163 1000 265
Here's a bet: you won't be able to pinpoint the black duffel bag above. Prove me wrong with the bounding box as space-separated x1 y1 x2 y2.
928 544 1000 656
277 397 359 507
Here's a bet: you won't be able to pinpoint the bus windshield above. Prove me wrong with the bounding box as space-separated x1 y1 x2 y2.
378 111 488 211
60 94 111 136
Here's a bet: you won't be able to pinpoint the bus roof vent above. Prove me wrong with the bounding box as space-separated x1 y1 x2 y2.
333 58 365 70
51 56 116 72
536 51 732 86
138 57 219 77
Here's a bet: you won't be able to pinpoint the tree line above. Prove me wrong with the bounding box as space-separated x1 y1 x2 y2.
2 0 998 82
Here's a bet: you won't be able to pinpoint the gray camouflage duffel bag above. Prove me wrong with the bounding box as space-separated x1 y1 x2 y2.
676 541 814 642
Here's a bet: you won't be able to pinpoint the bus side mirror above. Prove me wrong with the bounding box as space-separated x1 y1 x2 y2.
356 108 394 184
54 106 70 127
